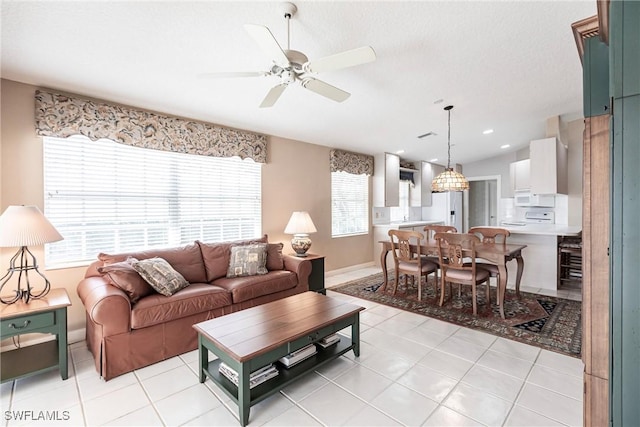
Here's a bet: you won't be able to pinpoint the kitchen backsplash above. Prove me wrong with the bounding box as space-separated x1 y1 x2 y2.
500 194 568 224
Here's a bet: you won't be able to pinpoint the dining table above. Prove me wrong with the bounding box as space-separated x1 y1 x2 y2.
378 239 527 319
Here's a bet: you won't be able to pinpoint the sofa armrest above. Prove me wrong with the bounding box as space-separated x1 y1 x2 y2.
283 255 312 290
77 276 132 336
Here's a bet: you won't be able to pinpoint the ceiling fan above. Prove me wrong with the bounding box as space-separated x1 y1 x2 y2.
200 2 376 108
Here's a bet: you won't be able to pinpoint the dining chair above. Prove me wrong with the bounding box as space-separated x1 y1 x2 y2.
423 224 457 264
388 229 438 300
434 232 490 315
467 227 513 302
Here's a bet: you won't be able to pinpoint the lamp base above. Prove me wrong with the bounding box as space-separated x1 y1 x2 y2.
291 234 312 257
0 246 51 304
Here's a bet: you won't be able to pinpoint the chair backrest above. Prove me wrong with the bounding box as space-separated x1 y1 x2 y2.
434 232 480 271
388 229 424 264
423 225 457 242
467 227 510 245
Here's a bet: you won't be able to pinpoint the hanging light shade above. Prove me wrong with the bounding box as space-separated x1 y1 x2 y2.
432 105 470 192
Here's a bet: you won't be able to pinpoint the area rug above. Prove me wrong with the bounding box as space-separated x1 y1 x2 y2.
331 272 582 358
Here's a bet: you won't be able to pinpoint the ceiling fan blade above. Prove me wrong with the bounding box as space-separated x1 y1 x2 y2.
304 46 376 74
301 78 350 103
244 24 290 68
197 71 267 79
260 83 288 108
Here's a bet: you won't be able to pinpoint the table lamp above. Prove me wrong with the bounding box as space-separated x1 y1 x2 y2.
0 205 64 304
284 211 317 257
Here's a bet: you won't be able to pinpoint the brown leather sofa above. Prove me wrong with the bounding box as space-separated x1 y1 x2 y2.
77 235 311 380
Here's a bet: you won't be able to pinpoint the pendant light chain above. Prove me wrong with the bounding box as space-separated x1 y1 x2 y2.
431 105 470 192
447 107 451 169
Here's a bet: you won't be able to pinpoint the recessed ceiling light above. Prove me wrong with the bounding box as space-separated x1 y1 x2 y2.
430 158 438 162
500 144 510 149
433 99 444 104
395 150 405 154
483 129 494 135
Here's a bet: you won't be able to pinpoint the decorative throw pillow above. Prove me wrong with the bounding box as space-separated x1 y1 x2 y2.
131 257 190 296
266 243 285 271
97 257 154 303
226 244 268 278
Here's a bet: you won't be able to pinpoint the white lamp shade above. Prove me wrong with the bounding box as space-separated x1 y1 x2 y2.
284 211 317 234
0 205 64 248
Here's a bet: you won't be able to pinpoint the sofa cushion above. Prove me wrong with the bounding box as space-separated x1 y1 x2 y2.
132 257 190 296
197 235 268 282
98 242 207 284
212 270 297 304
266 243 285 271
227 244 268 278
131 283 232 329
97 258 154 303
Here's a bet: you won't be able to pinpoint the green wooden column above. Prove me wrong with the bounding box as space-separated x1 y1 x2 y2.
610 1 640 426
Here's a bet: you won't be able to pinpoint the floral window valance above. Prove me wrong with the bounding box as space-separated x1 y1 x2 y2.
330 149 374 176
34 90 267 163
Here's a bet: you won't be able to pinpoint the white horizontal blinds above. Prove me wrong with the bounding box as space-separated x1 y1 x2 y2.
331 171 369 237
43 135 261 267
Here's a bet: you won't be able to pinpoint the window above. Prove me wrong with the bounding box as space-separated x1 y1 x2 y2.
331 171 369 237
43 135 262 267
391 180 411 222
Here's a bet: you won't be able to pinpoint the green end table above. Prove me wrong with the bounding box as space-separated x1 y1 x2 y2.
0 288 71 383
301 254 325 294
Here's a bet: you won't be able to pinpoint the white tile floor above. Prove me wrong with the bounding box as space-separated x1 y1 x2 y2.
1 266 584 427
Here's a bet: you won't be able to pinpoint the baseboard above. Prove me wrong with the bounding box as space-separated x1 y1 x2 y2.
0 327 86 353
326 261 375 277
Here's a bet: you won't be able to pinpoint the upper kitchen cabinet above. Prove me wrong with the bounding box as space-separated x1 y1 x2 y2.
530 137 568 195
510 159 531 192
373 152 400 206
509 137 568 195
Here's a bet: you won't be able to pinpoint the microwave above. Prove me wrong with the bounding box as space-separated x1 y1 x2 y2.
514 191 555 207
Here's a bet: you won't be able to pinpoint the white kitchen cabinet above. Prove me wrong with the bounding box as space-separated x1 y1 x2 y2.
419 161 434 207
373 153 400 206
510 159 531 193
530 137 568 195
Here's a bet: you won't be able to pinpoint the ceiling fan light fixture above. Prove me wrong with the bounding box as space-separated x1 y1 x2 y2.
432 105 470 192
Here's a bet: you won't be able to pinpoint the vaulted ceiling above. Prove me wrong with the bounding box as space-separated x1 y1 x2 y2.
1 1 596 164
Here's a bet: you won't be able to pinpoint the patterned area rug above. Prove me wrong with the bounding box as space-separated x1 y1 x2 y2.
331 272 582 358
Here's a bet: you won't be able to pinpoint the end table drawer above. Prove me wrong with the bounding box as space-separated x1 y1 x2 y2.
1 312 55 336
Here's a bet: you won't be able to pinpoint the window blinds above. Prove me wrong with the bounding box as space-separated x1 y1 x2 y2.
331 171 369 237
43 136 262 267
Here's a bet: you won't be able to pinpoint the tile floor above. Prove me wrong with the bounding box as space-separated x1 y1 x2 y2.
1 266 584 426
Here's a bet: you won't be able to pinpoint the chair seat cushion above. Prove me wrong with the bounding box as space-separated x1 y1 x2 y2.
445 268 490 282
464 262 499 275
398 260 438 273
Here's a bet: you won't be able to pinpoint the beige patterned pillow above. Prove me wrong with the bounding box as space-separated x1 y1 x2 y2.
226 244 268 278
131 257 189 296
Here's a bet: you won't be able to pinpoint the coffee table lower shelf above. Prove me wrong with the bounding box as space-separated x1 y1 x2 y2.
202 336 353 406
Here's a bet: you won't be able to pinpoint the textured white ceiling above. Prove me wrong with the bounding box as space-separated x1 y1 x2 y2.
1 1 596 164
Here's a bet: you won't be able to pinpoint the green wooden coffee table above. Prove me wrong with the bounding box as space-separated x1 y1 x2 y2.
193 291 364 426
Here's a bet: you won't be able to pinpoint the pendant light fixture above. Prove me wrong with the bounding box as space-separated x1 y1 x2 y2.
432 105 470 192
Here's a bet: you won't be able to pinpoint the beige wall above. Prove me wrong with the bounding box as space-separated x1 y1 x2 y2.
0 79 374 339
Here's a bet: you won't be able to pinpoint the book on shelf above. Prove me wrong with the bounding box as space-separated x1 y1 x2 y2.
316 333 341 348
218 362 279 389
278 343 317 368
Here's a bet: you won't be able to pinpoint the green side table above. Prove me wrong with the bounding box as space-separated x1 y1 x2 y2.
303 254 325 294
0 288 71 383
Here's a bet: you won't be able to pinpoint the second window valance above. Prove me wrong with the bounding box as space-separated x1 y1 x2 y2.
330 149 374 176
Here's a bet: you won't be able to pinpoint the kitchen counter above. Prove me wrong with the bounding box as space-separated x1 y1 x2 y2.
373 220 444 228
500 224 581 236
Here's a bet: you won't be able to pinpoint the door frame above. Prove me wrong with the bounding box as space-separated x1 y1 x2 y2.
463 175 502 230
